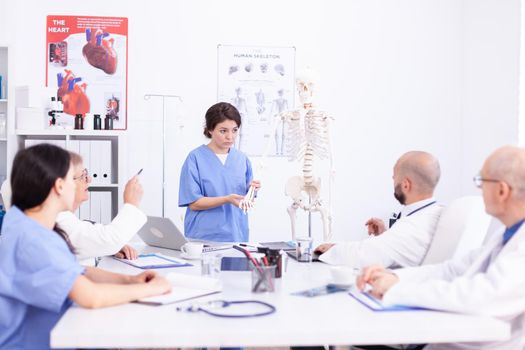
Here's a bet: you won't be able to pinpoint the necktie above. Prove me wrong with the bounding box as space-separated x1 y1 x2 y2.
389 212 401 228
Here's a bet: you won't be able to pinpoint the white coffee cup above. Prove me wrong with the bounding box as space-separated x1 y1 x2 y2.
181 242 204 258
330 266 357 287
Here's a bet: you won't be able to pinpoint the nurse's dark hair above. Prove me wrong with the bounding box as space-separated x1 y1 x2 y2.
203 102 241 138
11 143 75 252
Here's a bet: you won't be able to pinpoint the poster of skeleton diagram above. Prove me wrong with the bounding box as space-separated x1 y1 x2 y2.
46 15 128 129
217 45 295 156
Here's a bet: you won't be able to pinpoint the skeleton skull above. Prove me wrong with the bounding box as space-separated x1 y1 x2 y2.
295 67 319 105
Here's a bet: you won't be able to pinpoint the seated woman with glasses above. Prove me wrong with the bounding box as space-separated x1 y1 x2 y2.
55 152 146 263
0 151 147 264
0 144 170 349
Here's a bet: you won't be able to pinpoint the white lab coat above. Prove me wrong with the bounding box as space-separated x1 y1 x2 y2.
383 224 525 350
56 203 147 261
319 198 442 269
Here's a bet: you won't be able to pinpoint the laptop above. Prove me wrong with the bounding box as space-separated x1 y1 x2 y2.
137 216 232 253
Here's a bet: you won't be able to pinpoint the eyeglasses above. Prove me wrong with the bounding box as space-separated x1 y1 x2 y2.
472 174 500 188
73 168 90 183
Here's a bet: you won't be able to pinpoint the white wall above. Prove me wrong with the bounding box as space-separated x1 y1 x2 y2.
460 0 520 195
0 1 7 44
0 0 520 243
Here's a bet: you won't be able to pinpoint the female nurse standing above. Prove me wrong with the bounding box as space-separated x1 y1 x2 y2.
179 102 260 242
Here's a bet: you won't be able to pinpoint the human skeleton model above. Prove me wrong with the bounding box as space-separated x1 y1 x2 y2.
239 69 334 242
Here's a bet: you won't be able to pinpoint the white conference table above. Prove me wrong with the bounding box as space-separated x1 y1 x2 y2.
51 243 510 349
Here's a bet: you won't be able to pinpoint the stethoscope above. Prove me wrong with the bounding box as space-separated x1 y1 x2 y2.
176 299 276 318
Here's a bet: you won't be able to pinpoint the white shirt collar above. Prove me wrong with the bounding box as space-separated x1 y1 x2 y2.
400 197 436 217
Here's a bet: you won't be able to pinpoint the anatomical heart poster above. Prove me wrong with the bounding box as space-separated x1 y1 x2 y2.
217 45 295 157
46 15 127 129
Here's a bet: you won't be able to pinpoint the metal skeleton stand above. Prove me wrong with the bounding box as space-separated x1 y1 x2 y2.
308 195 312 239
143 94 182 217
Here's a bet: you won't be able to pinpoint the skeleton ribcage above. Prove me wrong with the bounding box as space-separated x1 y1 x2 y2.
284 109 331 162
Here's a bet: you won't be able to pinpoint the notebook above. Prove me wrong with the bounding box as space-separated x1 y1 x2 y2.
137 272 222 305
137 216 232 252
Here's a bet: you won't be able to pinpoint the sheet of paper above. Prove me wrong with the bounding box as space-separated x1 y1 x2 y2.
165 272 222 290
138 286 220 305
137 273 222 305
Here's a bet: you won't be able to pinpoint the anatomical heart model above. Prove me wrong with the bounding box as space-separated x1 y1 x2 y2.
83 28 118 75
57 69 90 116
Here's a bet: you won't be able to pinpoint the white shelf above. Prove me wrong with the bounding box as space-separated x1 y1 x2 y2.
0 99 7 103
89 184 119 188
16 129 123 137
0 138 7 142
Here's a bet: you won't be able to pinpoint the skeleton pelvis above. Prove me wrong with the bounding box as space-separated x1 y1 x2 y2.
285 175 321 202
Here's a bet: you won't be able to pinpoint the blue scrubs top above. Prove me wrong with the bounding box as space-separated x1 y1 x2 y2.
179 145 253 242
0 206 84 350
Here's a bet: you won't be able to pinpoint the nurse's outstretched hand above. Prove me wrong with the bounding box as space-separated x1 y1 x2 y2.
227 193 245 207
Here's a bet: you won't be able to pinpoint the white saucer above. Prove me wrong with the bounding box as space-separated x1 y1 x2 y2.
180 252 202 260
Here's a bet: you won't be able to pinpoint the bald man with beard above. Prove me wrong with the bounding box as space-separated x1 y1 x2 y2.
358 146 525 350
316 151 443 269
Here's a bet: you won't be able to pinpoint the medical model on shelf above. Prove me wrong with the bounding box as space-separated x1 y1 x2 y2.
240 68 334 241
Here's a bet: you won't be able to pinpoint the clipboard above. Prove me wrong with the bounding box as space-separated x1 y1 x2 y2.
113 253 191 269
348 288 425 312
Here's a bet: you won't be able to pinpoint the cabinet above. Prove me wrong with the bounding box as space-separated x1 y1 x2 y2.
15 130 125 223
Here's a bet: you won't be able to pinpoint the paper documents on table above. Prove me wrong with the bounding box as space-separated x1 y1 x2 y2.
113 253 191 269
137 273 222 305
348 287 426 312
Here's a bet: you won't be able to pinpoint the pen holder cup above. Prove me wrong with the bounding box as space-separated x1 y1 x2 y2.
257 247 285 278
251 265 277 293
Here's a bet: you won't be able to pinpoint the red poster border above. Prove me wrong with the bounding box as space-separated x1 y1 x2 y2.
46 15 128 130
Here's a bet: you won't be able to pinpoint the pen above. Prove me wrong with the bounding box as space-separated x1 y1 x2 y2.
136 168 143 176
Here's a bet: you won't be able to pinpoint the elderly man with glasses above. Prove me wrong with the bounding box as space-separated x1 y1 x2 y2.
357 145 525 350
